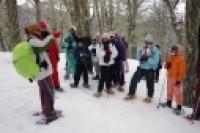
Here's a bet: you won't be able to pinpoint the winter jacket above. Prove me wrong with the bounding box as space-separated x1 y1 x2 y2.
88 43 99 63
97 43 118 66
165 51 186 81
28 35 53 81
74 47 91 65
137 44 159 70
112 37 127 61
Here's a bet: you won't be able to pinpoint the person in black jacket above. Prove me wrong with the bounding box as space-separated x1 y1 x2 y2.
70 39 91 88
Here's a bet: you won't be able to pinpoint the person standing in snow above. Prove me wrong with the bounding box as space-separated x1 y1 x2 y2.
111 33 127 92
160 44 186 115
187 62 200 120
124 34 159 103
24 23 59 123
88 37 100 80
93 33 118 97
62 28 78 80
70 38 91 88
121 36 129 73
38 21 63 92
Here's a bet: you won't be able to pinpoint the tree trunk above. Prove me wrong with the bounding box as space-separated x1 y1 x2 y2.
184 0 200 105
5 0 21 50
94 0 102 34
108 0 114 31
34 0 41 22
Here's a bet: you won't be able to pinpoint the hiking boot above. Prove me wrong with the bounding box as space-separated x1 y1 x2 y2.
159 100 172 108
55 86 64 92
83 83 90 89
93 92 102 98
107 89 114 95
92 75 99 80
117 86 125 92
173 105 182 115
46 111 58 123
124 94 137 101
143 97 152 103
70 83 78 88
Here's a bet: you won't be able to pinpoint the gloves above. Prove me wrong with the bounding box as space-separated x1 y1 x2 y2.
175 80 181 86
40 61 49 70
105 50 112 56
52 32 61 38
165 62 172 69
140 55 148 62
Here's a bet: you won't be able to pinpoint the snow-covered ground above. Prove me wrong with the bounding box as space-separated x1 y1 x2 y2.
0 52 199 133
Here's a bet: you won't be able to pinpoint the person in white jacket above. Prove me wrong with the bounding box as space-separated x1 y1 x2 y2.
93 33 118 97
25 23 59 123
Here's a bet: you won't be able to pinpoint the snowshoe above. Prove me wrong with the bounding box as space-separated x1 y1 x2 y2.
143 97 152 103
117 86 125 92
107 89 114 95
55 86 64 92
82 83 90 89
173 105 182 115
92 75 99 80
124 95 137 101
70 83 78 88
159 101 172 108
93 92 102 98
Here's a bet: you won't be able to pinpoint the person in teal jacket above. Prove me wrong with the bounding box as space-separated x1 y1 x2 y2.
62 32 77 79
124 34 159 103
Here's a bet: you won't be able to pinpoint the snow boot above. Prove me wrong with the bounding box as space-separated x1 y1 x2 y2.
143 97 152 103
124 94 137 101
92 75 99 80
55 86 64 92
83 83 90 89
173 105 182 115
70 83 78 88
107 89 114 95
160 100 172 108
93 91 102 98
117 86 125 92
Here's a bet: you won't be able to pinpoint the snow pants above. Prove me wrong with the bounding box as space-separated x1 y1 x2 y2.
98 66 112 92
74 64 88 85
111 61 125 86
66 53 76 76
38 77 55 117
167 78 183 106
128 67 154 98
51 61 60 87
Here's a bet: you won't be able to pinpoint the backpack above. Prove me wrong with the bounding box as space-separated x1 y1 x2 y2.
12 42 40 79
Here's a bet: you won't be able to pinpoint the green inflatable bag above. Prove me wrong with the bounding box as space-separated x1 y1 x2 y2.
12 42 40 79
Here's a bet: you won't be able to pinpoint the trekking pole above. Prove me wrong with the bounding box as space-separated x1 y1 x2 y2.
157 73 167 109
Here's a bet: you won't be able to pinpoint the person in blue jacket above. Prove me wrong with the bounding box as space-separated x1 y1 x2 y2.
124 34 159 103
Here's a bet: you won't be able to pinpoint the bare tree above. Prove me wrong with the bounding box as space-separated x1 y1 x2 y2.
184 0 200 105
34 0 41 22
163 0 184 44
5 0 21 50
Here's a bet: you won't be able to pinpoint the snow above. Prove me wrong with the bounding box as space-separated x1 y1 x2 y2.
0 52 199 133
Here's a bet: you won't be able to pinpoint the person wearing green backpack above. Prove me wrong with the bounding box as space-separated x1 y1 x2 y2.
24 23 60 123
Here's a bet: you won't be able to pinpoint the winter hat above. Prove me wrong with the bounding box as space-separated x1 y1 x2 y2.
144 34 154 43
101 33 111 39
38 21 47 30
171 45 178 52
24 24 41 35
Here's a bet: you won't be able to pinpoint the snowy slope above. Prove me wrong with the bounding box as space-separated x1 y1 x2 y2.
0 52 199 133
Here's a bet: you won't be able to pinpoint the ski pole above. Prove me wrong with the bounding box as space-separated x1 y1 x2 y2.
157 74 166 109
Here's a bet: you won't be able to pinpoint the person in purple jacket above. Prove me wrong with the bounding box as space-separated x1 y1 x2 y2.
187 62 200 120
111 33 127 92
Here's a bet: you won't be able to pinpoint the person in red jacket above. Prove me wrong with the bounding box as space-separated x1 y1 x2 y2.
38 21 64 92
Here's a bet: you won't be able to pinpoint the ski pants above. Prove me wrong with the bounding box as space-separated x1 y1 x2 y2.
167 78 183 106
128 67 154 98
98 66 112 92
38 77 55 117
74 64 88 85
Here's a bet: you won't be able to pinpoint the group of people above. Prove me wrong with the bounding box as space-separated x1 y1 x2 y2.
21 21 200 123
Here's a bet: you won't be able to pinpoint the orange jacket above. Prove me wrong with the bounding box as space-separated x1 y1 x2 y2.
165 55 186 81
